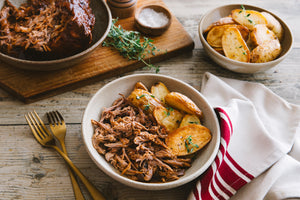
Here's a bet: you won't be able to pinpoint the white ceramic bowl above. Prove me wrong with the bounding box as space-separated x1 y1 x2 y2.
0 0 111 71
82 74 220 190
199 4 293 73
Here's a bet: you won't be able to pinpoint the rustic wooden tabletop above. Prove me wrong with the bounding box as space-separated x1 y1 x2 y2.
0 0 299 199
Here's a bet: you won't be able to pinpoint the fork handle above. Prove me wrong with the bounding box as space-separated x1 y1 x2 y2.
52 146 106 200
60 143 85 200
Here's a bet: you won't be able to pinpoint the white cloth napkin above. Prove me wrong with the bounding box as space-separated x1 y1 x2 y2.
188 72 300 200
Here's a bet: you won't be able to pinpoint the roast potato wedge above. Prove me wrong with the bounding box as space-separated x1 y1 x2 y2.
204 16 236 33
213 47 224 55
128 89 163 114
207 24 249 48
150 82 170 104
180 114 201 128
153 106 183 133
134 81 149 91
250 24 277 46
261 11 283 41
165 92 203 118
231 9 267 30
250 39 281 63
165 124 211 156
222 27 250 62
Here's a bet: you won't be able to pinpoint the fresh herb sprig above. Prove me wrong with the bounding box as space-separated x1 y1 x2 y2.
185 135 199 153
103 19 160 73
239 5 255 25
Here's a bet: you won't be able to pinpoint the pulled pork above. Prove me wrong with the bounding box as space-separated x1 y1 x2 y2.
92 95 192 182
0 0 95 60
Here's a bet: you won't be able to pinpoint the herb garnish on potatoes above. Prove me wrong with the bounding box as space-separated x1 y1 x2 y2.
204 5 283 63
128 82 211 156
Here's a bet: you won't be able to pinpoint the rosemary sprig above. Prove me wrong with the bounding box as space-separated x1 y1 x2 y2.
103 19 160 73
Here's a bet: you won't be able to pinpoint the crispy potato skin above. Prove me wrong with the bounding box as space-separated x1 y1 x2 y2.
261 11 284 41
180 114 201 128
213 47 224 55
222 27 250 62
127 89 163 114
151 82 170 104
250 39 281 63
165 124 211 156
204 16 236 33
250 24 277 46
165 92 203 118
134 81 149 91
153 106 183 133
207 24 249 48
231 9 267 30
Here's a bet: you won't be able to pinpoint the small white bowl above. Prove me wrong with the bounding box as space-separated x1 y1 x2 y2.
82 74 220 190
199 4 293 73
135 4 172 36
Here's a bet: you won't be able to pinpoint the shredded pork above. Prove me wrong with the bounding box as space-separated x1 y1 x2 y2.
92 95 192 182
0 0 95 60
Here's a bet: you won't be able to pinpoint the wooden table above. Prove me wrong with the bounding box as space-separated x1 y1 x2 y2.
1 0 299 199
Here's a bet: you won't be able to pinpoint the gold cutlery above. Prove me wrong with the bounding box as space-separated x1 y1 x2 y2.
46 111 85 200
25 111 106 200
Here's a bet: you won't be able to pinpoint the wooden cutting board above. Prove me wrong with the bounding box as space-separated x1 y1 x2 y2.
0 0 194 103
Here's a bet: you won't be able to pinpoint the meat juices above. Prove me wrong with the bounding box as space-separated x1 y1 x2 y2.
0 0 95 60
91 95 192 183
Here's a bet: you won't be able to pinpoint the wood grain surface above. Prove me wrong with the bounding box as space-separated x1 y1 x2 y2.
0 0 194 103
0 0 299 199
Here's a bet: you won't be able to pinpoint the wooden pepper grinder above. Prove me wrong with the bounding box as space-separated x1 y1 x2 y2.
107 0 137 19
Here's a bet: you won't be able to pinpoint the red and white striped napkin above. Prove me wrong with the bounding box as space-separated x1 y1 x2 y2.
188 72 300 200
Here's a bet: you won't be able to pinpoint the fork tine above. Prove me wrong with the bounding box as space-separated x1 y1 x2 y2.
25 113 43 142
25 111 54 146
47 112 55 125
25 111 48 143
55 111 65 124
32 111 52 137
48 111 65 126
29 112 46 139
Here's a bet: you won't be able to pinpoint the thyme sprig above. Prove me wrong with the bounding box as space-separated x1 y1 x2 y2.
103 19 160 73
185 135 199 153
239 5 255 25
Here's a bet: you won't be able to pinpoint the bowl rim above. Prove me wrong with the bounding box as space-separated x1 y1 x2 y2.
134 4 172 30
0 0 112 66
81 73 220 190
198 3 294 67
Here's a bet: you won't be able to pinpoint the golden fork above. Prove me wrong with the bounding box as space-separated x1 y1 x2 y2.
25 111 106 200
46 111 85 200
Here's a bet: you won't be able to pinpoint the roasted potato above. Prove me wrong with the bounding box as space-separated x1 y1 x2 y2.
261 11 283 41
204 15 236 33
165 92 203 118
250 39 282 63
165 124 211 156
179 114 201 128
213 47 224 55
222 27 250 62
250 24 277 46
128 89 163 114
231 9 267 30
153 106 183 133
134 81 149 91
207 24 249 48
150 82 170 104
